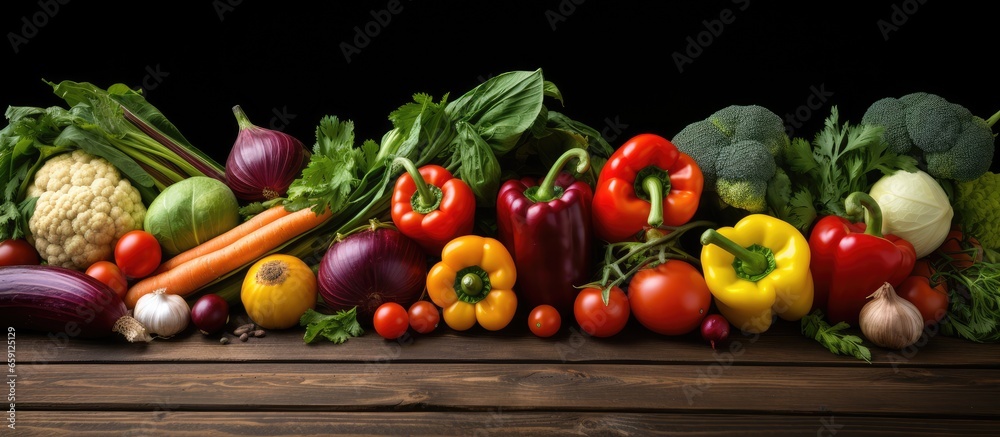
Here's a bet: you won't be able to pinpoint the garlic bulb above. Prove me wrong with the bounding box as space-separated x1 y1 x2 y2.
133 288 191 338
859 282 924 349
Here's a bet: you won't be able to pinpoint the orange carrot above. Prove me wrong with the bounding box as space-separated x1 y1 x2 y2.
125 207 332 309
153 204 293 274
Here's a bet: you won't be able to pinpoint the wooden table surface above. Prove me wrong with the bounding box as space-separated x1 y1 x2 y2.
9 308 1000 436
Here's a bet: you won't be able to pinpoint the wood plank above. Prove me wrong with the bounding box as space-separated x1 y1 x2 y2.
15 317 1000 367
15 362 1000 417
11 411 1000 436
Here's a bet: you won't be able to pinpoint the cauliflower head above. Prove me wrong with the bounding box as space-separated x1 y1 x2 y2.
26 150 146 270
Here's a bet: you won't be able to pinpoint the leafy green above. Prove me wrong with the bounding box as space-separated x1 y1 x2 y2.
781 107 918 231
0 80 227 240
300 307 364 344
801 309 872 363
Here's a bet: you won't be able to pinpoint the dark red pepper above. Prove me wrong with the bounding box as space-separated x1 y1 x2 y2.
809 191 917 325
496 148 594 317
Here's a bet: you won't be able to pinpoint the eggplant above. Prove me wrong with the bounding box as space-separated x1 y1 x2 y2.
0 265 151 342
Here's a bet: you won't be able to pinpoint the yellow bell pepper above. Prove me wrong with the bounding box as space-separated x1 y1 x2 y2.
427 235 518 331
699 214 814 334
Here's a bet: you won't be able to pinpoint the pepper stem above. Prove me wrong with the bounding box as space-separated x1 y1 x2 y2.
393 157 439 212
845 191 883 238
700 229 769 278
530 148 591 202
644 176 664 228
454 266 491 304
461 273 483 296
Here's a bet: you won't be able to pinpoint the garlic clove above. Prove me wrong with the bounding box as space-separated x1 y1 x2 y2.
859 282 925 350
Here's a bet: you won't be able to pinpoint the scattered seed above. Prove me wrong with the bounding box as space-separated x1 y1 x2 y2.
239 332 249 342
252 330 266 338
234 324 254 336
220 336 230 345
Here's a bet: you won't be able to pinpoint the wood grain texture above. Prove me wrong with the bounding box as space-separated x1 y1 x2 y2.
15 362 999 417
16 318 999 367
13 411 1000 436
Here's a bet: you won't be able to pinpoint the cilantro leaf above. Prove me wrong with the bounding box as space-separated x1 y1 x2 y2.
300 307 364 344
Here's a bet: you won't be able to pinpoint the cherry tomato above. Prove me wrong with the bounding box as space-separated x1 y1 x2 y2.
85 260 129 301
898 259 949 327
114 230 162 279
574 286 630 338
408 300 440 334
628 260 712 336
0 238 40 266
528 304 561 338
373 302 410 340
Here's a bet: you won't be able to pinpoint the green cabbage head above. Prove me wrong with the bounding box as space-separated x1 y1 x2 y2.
144 176 241 256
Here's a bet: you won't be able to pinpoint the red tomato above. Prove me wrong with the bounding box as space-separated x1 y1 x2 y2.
85 261 129 301
374 302 410 340
627 260 712 336
0 238 40 266
934 227 983 271
528 304 561 338
574 286 630 338
114 230 162 279
898 259 949 327
408 300 440 334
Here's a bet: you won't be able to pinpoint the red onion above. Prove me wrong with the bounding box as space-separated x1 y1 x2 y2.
225 105 309 202
317 221 428 324
190 294 230 335
700 314 731 350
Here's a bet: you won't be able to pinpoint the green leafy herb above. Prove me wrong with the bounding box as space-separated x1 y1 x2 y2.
937 244 1000 343
300 307 365 344
782 107 917 230
0 80 227 240
801 309 873 363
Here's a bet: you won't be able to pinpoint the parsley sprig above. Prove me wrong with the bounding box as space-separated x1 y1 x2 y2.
801 309 873 363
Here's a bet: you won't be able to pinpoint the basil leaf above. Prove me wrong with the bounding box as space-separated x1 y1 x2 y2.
455 121 501 204
446 69 546 154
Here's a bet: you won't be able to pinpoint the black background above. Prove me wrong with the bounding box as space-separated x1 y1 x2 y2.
2 1 997 171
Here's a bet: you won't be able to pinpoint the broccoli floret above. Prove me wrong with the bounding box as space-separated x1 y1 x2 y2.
713 140 776 212
860 97 912 154
861 92 999 181
672 105 789 214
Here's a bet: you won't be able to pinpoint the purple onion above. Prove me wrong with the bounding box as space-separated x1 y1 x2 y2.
225 105 309 202
317 224 428 324
700 314 731 350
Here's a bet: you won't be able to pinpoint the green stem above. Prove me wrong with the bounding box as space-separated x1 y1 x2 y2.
986 109 1000 129
232 105 256 130
460 273 483 296
844 191 883 238
529 148 590 202
700 229 768 277
393 156 440 213
644 176 664 228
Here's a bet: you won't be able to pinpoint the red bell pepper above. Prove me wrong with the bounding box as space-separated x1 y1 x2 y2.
390 157 476 255
592 133 704 243
809 191 917 325
496 148 594 317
